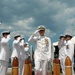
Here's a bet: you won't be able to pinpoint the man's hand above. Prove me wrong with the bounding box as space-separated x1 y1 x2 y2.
17 37 21 42
34 30 39 35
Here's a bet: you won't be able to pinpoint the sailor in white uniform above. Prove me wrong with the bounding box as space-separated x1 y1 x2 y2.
0 31 11 75
28 25 51 75
64 35 74 75
11 35 21 75
58 36 65 74
24 42 30 59
11 35 21 61
19 37 25 75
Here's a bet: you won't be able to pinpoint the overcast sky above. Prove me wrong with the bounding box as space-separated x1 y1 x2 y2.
0 0 75 44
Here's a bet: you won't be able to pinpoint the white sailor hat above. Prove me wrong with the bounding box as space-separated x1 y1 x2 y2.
25 42 29 45
2 31 10 36
38 25 45 31
20 37 25 40
14 34 21 38
24 42 29 47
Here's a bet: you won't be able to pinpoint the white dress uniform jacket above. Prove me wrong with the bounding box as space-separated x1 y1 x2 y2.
19 40 25 75
65 40 74 61
58 39 66 60
24 47 30 59
19 40 25 60
0 37 10 62
11 40 20 59
62 40 74 75
28 35 51 61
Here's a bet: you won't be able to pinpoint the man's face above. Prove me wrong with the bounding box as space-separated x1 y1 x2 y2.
4 34 7 38
24 44 27 47
39 30 45 36
15 37 19 40
66 37 71 41
60 37 65 41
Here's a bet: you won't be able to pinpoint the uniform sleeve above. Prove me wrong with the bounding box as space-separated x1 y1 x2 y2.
28 34 37 42
58 41 62 49
48 37 51 59
69 42 74 60
13 40 20 47
20 43 23 46
20 40 24 46
1 38 10 44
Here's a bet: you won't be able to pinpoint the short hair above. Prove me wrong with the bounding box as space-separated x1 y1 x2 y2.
59 36 64 39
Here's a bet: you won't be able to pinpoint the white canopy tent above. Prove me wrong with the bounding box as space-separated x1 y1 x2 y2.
53 42 58 46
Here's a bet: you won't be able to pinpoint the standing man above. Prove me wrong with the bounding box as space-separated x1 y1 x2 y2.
28 25 51 75
58 36 66 74
64 35 74 75
11 35 21 61
0 31 11 75
11 34 21 75
24 42 30 59
19 37 25 75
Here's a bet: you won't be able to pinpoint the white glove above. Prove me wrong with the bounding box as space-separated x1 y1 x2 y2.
17 37 21 42
7 35 11 40
24 47 29 51
34 30 39 35
21 39 24 44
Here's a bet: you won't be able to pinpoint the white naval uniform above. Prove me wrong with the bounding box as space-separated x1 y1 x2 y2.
11 39 21 75
0 37 10 75
58 40 66 75
62 40 74 75
24 47 30 59
51 45 55 71
59 46 66 75
28 35 51 75
11 39 20 60
19 40 25 75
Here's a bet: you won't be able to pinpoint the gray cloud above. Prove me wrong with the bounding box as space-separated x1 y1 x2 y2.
0 0 75 42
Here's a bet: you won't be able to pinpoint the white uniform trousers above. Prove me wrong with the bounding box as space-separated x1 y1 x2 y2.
59 47 65 74
35 59 48 75
0 60 8 75
19 59 24 75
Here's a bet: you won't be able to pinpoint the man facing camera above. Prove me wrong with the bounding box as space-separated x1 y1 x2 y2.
28 25 51 75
